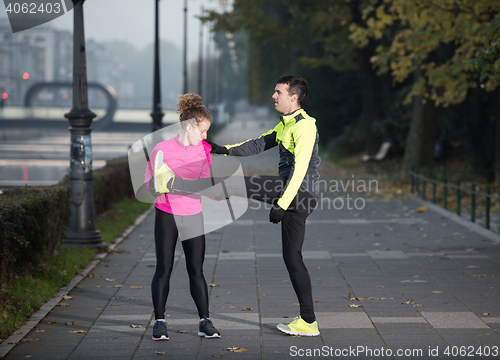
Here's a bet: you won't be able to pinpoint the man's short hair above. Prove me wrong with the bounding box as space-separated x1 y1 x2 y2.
276 75 308 106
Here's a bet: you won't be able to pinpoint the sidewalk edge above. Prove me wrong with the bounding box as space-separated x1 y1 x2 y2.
0 205 154 359
420 200 500 243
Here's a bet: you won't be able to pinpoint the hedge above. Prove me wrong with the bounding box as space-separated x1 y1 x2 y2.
0 186 71 283
0 157 134 283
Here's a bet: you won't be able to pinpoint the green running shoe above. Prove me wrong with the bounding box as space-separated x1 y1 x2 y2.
154 150 175 194
277 316 320 336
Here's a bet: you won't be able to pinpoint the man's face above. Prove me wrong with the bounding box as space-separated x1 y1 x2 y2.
272 83 295 114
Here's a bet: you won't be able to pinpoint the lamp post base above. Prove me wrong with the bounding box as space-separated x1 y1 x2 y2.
61 230 108 252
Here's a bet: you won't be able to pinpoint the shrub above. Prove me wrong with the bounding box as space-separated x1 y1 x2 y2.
0 156 134 284
0 186 71 283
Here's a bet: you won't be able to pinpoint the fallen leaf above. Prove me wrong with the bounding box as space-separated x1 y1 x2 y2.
56 303 70 307
96 285 103 288
282 279 290 282
46 320 56 324
110 297 119 300
226 292 231 294
130 286 143 289
349 304 362 308
176 330 188 333
105 278 115 282
224 347 248 353
21 338 41 342
113 285 123 288
415 206 428 213
230 306 236 308
155 351 166 355
241 307 253 311
69 329 88 334
483 313 489 316
430 291 442 294
402 299 423 307
293 303 299 305
468 265 480 268
34 329 46 333
65 322 75 325
474 274 486 277
87 272 100 278
62 295 73 300
208 284 221 287
315 301 323 303
130 325 141 328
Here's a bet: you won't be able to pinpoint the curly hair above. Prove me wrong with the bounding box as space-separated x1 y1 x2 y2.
176 93 211 124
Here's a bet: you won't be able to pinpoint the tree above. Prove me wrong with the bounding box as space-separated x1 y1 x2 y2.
349 0 500 175
203 0 394 150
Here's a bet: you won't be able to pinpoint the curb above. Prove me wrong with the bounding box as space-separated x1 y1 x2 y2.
420 200 500 243
0 206 154 359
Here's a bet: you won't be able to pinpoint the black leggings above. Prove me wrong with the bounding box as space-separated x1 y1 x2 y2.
152 209 209 320
173 175 317 323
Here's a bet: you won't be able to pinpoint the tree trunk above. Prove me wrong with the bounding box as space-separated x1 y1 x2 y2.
356 47 382 153
401 74 439 181
495 88 500 181
349 0 383 153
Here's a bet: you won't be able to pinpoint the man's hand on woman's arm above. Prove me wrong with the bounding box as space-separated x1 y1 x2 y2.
205 139 229 155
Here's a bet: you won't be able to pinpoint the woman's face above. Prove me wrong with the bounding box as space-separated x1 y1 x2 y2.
186 118 211 146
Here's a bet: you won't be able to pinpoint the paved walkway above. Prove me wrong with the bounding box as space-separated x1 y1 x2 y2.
2 116 500 359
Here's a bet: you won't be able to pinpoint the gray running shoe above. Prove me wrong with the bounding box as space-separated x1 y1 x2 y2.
152 320 169 340
198 318 221 338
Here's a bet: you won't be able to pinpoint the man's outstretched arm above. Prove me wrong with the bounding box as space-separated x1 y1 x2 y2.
206 125 279 156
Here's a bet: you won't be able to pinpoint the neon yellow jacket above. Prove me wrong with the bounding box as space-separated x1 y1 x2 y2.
225 108 320 210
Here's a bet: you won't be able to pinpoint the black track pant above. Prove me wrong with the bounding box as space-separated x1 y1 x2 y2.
173 175 317 323
152 209 209 320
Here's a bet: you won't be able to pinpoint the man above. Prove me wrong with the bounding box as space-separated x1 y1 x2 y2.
209 75 321 336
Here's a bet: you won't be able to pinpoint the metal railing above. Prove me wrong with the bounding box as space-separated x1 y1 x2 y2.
410 167 499 231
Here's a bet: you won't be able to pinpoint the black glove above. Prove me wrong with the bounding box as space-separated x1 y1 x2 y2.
205 139 229 155
269 200 286 224
148 178 161 198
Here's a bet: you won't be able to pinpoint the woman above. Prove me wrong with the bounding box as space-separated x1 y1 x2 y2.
144 94 220 341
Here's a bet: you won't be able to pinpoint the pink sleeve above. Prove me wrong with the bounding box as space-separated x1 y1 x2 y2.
144 147 157 189
200 141 212 179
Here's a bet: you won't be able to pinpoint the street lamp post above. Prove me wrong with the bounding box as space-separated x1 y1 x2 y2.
61 0 106 252
198 5 203 97
183 0 188 94
151 0 164 132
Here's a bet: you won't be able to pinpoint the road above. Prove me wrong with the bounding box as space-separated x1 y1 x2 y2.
0 115 158 190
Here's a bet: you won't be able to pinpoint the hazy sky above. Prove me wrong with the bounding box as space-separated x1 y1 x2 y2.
0 0 232 62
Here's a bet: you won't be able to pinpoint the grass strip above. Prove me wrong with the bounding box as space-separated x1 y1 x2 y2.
95 197 151 244
0 197 151 341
